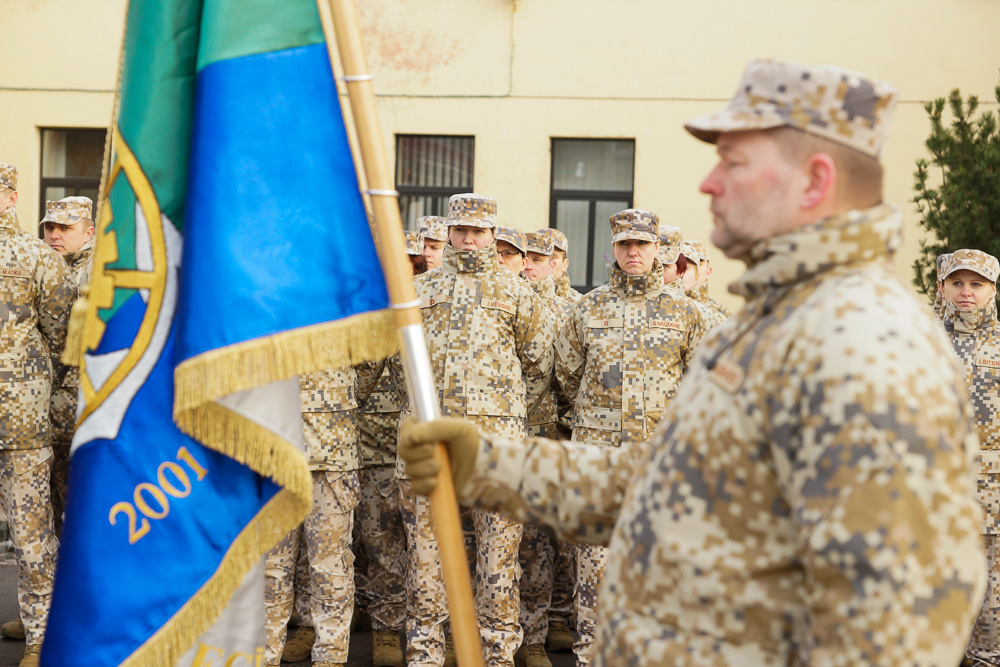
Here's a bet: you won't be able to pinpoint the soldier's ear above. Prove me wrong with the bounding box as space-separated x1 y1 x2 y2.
800 152 836 211
84 225 96 242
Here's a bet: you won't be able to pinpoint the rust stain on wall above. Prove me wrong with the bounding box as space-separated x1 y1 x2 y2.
358 4 462 86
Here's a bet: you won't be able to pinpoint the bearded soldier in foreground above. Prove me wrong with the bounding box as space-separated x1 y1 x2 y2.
399 60 986 666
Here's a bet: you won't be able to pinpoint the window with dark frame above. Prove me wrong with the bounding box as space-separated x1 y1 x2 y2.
39 128 108 231
395 135 474 230
549 138 635 293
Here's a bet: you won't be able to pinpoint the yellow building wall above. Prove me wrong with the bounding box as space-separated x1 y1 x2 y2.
3 0 999 306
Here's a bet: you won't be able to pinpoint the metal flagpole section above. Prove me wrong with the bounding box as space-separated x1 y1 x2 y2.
319 2 485 666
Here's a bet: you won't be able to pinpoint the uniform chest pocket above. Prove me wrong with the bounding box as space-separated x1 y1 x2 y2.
0 269 32 315
584 318 625 398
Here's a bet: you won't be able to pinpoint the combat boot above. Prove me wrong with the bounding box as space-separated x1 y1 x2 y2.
280 625 315 663
19 644 40 667
372 629 403 667
515 643 552 667
546 618 573 653
1 618 24 640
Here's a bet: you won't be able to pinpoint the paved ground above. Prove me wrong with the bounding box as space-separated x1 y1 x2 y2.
0 558 575 666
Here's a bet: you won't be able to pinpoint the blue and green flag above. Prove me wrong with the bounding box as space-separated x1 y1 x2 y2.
41 1 395 665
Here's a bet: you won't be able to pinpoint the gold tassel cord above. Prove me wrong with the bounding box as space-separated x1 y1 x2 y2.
174 309 397 416
61 285 89 367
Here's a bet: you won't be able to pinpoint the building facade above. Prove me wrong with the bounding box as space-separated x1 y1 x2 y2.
4 0 999 298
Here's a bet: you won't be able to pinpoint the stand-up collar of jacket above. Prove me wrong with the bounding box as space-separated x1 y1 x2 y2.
609 258 664 299
443 241 498 275
530 275 556 299
946 298 998 335
63 237 94 271
729 203 902 301
0 208 18 236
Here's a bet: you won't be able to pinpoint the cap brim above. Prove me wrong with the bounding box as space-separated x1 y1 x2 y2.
446 217 494 229
657 247 681 265
942 260 998 284
39 215 72 226
612 231 658 245
684 107 789 144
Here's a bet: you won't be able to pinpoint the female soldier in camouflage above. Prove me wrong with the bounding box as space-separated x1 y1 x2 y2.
554 209 704 664
940 249 1000 667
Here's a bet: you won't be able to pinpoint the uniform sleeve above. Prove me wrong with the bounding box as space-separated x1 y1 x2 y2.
769 307 984 664
513 287 556 417
554 301 587 407
459 432 646 546
682 303 706 367
35 249 76 380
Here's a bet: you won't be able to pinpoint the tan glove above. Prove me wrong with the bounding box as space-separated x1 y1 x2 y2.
398 417 481 496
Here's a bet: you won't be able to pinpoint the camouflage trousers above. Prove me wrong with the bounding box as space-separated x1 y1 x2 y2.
575 543 607 665
967 534 1000 665
356 465 405 631
518 522 553 645
290 524 312 627
264 470 359 665
550 536 576 629
399 479 524 667
49 385 76 536
0 448 57 646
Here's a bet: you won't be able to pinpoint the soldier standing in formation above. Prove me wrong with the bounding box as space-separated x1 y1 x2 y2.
0 196 95 644
0 164 76 667
495 227 528 276
416 216 447 271
537 228 582 303
398 59 987 666
554 209 704 664
937 249 1000 666
688 240 732 320
264 364 379 667
395 193 554 667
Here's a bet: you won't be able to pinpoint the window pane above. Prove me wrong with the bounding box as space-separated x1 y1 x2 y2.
555 200 590 286
551 139 634 192
399 194 451 230
42 129 106 179
590 200 627 285
395 136 474 188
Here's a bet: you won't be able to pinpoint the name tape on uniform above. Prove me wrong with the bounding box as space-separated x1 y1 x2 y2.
588 317 624 329
650 319 685 332
481 298 515 315
976 357 1000 369
709 356 745 393
0 267 30 280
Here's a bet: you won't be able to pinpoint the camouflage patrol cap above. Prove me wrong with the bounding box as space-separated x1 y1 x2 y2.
690 240 710 263
656 225 683 265
936 252 953 280
416 215 448 242
942 249 1000 284
495 226 527 253
537 228 568 252
684 59 899 157
610 209 659 245
403 230 424 256
40 196 94 226
525 232 554 256
680 242 700 264
446 193 497 229
0 163 16 191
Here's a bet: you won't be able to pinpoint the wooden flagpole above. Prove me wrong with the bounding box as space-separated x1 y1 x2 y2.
318 2 485 666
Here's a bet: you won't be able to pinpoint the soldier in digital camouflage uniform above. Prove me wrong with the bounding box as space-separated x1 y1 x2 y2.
537 228 582 303
352 234 426 667
393 193 555 667
678 241 727 332
935 251 954 320
495 226 527 276
417 216 448 271
264 364 380 667
938 249 1000 666
555 208 704 664
398 60 987 666
514 231 576 667
657 226 714 331
529 228 581 653
688 240 733 320
0 163 76 667
40 197 94 533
